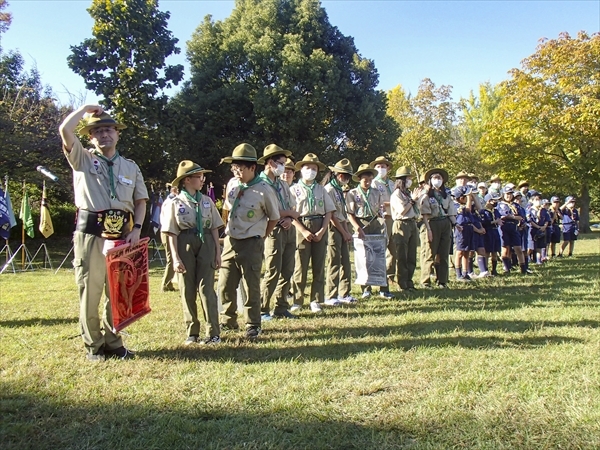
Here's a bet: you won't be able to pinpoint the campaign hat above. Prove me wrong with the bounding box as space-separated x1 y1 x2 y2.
328 158 354 175
394 166 413 178
81 112 126 134
295 153 326 171
220 143 258 164
369 156 393 169
352 164 378 182
172 160 212 186
257 144 292 165
424 168 449 184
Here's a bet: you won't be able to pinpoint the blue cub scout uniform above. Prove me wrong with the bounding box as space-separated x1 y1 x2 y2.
480 207 501 253
561 207 579 241
454 202 473 251
470 206 485 250
497 201 521 248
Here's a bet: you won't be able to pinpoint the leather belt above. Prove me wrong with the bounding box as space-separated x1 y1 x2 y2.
76 209 131 240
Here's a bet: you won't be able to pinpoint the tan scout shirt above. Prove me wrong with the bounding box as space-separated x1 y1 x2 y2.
324 183 347 223
373 178 395 216
261 175 296 212
390 189 418 220
291 181 336 217
64 138 148 213
418 190 457 219
346 186 383 218
161 192 224 236
224 177 280 239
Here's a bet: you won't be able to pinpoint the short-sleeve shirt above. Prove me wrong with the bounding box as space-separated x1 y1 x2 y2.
346 186 383 218
324 183 347 223
261 175 296 212
455 203 473 226
64 138 148 213
291 182 336 217
224 177 281 239
497 201 520 219
480 207 500 228
373 178 395 216
390 189 417 220
561 207 579 232
161 192 224 235
418 190 457 218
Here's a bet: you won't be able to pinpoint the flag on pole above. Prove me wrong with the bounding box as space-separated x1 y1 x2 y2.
39 183 54 238
20 191 35 238
0 187 11 240
4 185 17 228
150 192 163 234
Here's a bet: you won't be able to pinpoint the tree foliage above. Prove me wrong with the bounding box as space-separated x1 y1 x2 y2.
174 0 398 183
480 31 600 231
68 0 184 183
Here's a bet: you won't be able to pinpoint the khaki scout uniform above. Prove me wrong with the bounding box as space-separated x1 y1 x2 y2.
324 182 352 300
291 182 336 305
159 194 177 291
260 176 297 316
390 189 419 290
418 191 457 286
218 177 280 328
162 192 223 338
373 177 397 283
346 185 388 293
65 138 148 355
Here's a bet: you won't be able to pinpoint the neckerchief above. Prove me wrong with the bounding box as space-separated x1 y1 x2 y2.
432 190 446 218
259 172 288 209
402 188 419 216
375 176 392 195
182 188 204 242
229 175 262 220
330 178 347 219
358 186 375 217
93 150 120 200
299 179 317 213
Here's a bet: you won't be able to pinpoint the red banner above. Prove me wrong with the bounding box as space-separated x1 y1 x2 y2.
105 237 151 332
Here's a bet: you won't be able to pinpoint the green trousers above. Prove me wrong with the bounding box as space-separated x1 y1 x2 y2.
392 219 418 289
420 218 452 285
261 225 296 315
73 231 122 355
160 231 175 290
218 236 264 328
326 225 351 300
292 217 328 305
177 230 220 338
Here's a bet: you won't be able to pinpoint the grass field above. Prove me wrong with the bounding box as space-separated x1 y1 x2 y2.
1 235 599 449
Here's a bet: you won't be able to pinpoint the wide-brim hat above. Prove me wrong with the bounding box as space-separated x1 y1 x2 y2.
80 112 127 134
468 172 478 180
295 153 326 171
257 144 292 165
369 156 393 169
352 163 378 182
220 143 258 164
328 158 354 175
518 180 529 188
455 171 469 179
489 174 501 183
394 166 412 178
424 168 449 184
172 160 212 186
284 157 296 171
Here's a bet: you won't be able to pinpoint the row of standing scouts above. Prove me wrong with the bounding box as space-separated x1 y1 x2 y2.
159 144 581 345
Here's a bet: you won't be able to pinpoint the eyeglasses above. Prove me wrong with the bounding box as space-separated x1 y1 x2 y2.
190 175 205 180
230 164 246 172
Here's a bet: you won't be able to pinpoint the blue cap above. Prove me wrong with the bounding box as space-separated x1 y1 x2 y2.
503 186 514 194
551 196 560 203
542 198 550 204
565 196 575 203
485 192 501 202
451 185 473 198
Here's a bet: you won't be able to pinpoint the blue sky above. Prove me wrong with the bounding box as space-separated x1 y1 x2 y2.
2 0 598 106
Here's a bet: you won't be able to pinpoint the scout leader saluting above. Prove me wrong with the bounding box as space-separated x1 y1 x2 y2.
162 161 223 345
290 153 336 313
389 166 420 292
418 168 457 289
347 164 392 299
324 159 356 304
218 144 281 340
497 186 530 274
59 105 148 362
370 156 397 288
257 145 300 320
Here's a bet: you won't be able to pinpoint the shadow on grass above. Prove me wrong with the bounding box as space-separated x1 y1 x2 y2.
0 389 413 450
0 317 78 328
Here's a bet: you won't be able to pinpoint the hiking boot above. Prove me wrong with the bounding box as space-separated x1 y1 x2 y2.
105 346 135 360
245 326 261 340
272 310 299 319
201 336 221 345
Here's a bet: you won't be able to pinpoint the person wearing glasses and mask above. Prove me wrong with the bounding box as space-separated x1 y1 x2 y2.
257 145 300 320
162 161 223 346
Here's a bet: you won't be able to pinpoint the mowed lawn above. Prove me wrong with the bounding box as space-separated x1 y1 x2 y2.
1 235 599 449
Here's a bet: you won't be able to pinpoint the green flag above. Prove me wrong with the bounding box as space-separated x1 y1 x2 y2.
20 192 34 238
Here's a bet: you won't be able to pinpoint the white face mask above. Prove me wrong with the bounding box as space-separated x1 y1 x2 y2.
405 179 413 188
377 167 388 178
301 167 317 181
338 176 349 186
272 162 285 177
431 179 443 189
491 182 501 189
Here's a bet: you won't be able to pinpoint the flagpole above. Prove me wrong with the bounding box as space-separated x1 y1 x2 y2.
21 180 25 270
4 175 8 264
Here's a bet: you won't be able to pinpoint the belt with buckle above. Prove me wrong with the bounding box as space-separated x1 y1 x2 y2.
300 215 324 222
76 209 131 240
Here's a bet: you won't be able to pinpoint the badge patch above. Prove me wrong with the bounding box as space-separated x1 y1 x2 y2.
355 195 361 203
203 201 210 208
318 200 324 207
247 210 255 218
205 219 211 228
92 159 101 173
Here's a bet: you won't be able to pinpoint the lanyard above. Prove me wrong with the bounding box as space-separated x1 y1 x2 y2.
182 189 203 242
93 150 120 200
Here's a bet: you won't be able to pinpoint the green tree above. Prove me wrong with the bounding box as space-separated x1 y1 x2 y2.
174 0 398 182
0 0 12 34
387 79 480 181
68 0 184 182
481 31 600 232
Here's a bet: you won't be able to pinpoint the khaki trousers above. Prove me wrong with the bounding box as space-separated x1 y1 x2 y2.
160 231 175 290
261 226 296 315
177 231 219 337
420 218 452 285
73 231 122 355
218 236 264 328
392 219 418 289
384 216 396 282
326 225 351 299
292 217 328 305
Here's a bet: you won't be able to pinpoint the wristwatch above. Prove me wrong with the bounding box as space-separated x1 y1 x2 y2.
133 223 142 230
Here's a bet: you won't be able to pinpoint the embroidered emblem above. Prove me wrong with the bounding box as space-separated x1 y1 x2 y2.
205 219 211 228
247 210 255 218
101 210 127 239
318 200 324 207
